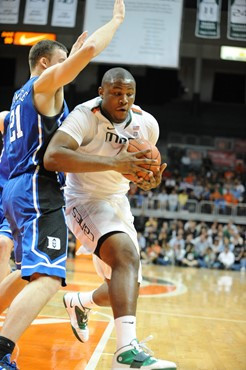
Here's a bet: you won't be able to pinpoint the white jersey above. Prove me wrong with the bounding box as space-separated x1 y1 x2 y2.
58 97 159 199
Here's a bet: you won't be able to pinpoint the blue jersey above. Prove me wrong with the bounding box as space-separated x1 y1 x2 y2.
2 78 69 282
4 76 69 185
0 113 13 239
0 112 10 198
0 144 9 190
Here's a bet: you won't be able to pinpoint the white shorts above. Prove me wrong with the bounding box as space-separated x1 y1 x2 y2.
65 195 142 282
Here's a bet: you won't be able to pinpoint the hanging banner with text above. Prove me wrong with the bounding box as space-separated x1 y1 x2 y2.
83 0 184 68
195 0 222 38
51 0 78 28
0 0 20 24
227 0 246 40
24 0 50 25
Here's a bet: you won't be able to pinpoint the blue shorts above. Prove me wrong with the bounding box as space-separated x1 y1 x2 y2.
2 172 68 286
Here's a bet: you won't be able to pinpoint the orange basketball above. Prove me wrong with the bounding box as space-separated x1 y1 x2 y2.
123 138 161 182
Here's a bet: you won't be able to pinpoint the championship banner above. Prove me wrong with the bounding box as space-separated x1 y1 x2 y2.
0 0 20 24
51 0 78 28
195 0 222 38
24 0 50 25
227 0 246 40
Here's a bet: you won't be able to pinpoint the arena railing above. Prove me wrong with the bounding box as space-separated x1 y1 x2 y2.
127 195 246 225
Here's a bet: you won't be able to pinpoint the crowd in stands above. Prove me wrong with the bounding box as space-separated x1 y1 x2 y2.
128 158 246 214
135 217 246 272
128 155 246 271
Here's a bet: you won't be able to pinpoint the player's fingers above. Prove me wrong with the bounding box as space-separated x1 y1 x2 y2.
133 149 151 158
160 163 167 174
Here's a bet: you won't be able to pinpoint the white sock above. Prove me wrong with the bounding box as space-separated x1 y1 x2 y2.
114 316 137 350
78 290 97 308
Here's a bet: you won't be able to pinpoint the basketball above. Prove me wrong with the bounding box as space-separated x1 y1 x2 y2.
123 138 161 182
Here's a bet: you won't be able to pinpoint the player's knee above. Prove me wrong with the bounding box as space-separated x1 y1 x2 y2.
0 236 12 260
115 246 139 271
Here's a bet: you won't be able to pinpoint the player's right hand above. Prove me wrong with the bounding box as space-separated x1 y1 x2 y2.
114 144 157 177
113 0 125 25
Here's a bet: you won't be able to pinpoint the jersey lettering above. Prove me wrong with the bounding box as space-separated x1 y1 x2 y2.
9 105 23 143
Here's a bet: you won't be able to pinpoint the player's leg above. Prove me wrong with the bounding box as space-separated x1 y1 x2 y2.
0 235 13 283
98 233 176 369
0 270 27 315
63 281 110 342
0 176 68 367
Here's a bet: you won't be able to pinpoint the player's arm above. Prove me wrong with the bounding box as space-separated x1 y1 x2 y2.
35 0 125 94
43 130 157 177
0 111 9 134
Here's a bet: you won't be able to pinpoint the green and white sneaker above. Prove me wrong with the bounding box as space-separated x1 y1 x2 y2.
63 292 91 343
112 338 176 369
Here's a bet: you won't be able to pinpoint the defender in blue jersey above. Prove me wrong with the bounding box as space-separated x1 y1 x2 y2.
0 1 126 368
0 112 14 283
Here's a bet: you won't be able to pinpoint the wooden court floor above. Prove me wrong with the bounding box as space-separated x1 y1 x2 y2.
1 256 246 370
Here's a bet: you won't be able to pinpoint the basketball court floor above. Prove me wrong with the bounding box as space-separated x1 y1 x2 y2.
1 256 245 369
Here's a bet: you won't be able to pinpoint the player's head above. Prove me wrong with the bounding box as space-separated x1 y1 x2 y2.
99 67 136 123
28 40 68 72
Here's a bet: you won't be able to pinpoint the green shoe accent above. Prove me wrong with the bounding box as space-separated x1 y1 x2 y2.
75 305 89 330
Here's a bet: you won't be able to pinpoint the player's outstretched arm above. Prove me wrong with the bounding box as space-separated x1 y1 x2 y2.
0 111 9 134
35 0 125 94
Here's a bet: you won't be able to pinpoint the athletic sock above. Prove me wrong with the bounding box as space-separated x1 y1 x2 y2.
78 290 97 308
0 336 15 359
114 315 137 350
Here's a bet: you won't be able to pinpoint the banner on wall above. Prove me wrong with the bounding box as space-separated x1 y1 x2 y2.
51 0 78 28
227 0 246 40
0 0 20 24
83 0 184 68
207 150 236 168
195 0 222 38
24 0 50 25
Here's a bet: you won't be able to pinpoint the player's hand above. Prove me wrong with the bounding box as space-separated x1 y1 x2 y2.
113 0 125 25
114 144 157 177
136 163 167 191
69 31 88 57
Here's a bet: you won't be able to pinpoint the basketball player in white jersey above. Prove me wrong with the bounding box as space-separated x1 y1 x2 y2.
44 68 176 369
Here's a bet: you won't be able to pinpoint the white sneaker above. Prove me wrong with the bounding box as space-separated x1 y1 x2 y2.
112 338 177 369
63 292 91 342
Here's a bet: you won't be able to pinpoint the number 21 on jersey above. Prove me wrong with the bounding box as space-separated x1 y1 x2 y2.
10 105 23 142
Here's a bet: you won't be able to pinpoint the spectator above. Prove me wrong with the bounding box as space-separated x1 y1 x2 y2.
156 188 168 209
174 244 186 266
231 243 245 271
178 189 188 210
215 245 235 270
168 189 179 212
181 243 200 268
200 246 216 268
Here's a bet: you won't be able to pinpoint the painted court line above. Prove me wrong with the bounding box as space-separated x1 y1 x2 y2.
85 311 114 370
137 309 246 323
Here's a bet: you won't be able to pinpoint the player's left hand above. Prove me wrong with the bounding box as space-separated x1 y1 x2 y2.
136 163 167 191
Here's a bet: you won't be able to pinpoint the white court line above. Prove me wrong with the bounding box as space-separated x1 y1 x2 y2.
85 311 114 370
136 309 246 323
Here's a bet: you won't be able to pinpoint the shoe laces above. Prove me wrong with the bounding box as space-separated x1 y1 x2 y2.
136 335 154 356
1 356 18 369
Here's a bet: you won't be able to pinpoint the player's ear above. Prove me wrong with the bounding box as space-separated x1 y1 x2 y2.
40 57 49 69
98 86 103 98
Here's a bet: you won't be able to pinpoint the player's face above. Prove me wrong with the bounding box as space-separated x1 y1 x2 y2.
48 48 67 66
100 79 136 123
